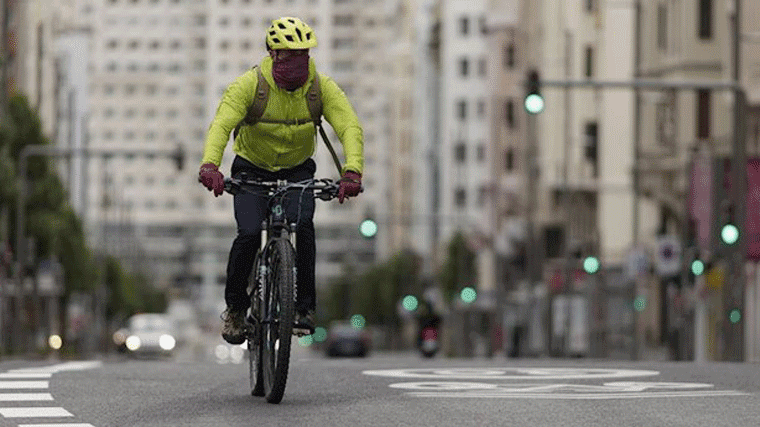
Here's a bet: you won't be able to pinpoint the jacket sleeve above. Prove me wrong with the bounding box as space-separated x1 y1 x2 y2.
201 72 256 167
319 73 364 175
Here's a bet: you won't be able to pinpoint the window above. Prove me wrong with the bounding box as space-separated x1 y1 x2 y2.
107 39 118 49
657 5 667 50
128 40 139 50
459 58 469 77
457 100 467 120
242 17 251 27
460 17 469 36
219 17 229 26
455 143 466 163
220 40 229 50
241 40 251 50
697 89 711 139
585 45 594 78
125 84 136 95
505 148 514 171
699 0 712 40
544 226 565 259
584 122 598 177
505 99 516 128
455 188 467 208
478 58 487 77
195 37 205 48
147 84 157 95
170 40 181 49
334 15 354 26
477 100 485 118
479 17 487 35
104 85 115 95
477 144 486 162
504 43 515 68
586 0 594 12
150 40 160 50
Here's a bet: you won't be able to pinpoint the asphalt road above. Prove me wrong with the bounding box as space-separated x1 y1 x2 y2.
0 342 759 427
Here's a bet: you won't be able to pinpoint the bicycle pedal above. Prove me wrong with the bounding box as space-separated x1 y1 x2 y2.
292 327 312 337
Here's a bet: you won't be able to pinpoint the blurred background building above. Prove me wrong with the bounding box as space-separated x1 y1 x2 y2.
5 0 760 361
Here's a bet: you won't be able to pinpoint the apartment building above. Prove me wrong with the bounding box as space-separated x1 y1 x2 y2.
5 0 390 297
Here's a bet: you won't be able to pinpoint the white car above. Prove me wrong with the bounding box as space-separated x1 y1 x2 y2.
123 313 177 358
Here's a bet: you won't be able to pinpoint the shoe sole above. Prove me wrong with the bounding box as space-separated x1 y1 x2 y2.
222 333 246 345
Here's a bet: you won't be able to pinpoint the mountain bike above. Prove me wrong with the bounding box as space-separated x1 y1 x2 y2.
221 175 339 404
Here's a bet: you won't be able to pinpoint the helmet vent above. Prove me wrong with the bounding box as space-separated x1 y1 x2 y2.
288 18 296 24
295 28 303 40
269 30 276 36
271 37 280 44
306 32 312 40
285 35 294 42
278 23 286 29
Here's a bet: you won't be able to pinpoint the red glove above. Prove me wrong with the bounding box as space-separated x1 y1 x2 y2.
338 171 362 203
199 163 224 197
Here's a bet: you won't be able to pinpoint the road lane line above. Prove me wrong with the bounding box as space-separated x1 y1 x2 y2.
0 393 53 401
19 424 95 427
0 382 48 389
407 390 752 399
0 407 73 417
9 361 101 375
0 374 52 379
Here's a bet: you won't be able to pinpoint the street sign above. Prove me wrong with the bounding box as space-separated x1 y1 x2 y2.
655 236 682 277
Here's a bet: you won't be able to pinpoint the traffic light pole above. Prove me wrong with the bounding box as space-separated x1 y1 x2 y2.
13 144 185 354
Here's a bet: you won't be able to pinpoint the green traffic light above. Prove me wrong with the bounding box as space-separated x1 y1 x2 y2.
583 256 600 274
460 287 477 303
359 219 378 238
524 94 545 114
402 295 418 311
729 309 741 324
721 224 739 245
691 260 705 276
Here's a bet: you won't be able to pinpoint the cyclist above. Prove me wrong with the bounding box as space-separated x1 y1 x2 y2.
199 17 364 345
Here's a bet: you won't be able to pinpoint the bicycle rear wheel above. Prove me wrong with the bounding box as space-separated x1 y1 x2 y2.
262 238 296 404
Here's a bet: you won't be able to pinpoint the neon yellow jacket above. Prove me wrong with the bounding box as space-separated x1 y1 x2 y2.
202 56 364 174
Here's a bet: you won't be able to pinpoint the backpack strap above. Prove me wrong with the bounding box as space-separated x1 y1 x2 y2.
232 68 344 175
233 66 269 139
307 74 343 175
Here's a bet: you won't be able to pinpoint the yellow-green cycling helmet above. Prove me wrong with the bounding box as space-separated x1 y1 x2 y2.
266 17 318 50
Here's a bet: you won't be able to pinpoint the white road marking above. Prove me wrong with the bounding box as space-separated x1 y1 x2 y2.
19 424 95 427
0 382 49 389
0 393 53 401
0 407 73 417
9 361 102 375
0 373 52 379
407 391 751 399
363 367 660 380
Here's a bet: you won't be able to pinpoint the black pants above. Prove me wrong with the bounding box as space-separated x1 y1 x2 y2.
225 156 317 314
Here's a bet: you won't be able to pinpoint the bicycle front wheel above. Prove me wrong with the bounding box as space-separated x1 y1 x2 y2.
248 272 264 397
262 238 296 404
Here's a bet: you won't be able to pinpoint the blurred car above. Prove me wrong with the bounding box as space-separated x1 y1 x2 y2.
325 321 371 358
122 313 176 358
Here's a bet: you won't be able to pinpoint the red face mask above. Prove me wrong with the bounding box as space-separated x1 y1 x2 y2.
272 54 310 91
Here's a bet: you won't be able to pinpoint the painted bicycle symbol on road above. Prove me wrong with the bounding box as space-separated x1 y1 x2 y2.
362 368 750 400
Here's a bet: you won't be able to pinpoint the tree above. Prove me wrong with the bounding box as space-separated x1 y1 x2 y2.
438 232 477 303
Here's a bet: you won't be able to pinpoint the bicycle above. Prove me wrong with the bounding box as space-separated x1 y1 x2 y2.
220 174 340 404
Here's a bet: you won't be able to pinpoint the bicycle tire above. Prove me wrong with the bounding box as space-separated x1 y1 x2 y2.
262 238 296 404
248 258 264 397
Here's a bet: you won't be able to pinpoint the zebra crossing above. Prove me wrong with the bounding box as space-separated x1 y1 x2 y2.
0 361 101 427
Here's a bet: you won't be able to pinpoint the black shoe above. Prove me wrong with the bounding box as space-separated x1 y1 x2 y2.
294 310 315 336
221 307 247 345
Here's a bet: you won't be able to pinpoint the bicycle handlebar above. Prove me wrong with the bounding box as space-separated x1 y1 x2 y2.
198 176 363 201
